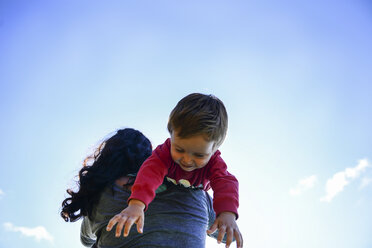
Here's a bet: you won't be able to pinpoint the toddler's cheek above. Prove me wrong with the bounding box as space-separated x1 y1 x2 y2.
170 153 180 164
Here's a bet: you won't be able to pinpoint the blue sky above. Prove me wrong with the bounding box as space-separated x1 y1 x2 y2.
0 0 372 247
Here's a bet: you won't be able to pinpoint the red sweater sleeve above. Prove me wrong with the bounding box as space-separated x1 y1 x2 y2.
208 153 239 219
128 140 171 210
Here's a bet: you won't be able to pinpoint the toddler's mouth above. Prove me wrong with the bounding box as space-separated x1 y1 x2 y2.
179 163 194 170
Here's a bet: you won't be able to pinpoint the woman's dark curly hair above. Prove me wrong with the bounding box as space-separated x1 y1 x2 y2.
61 128 152 222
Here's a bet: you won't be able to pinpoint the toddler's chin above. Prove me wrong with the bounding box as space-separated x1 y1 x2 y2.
178 163 195 172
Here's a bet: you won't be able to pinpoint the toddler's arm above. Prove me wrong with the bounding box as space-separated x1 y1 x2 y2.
207 211 243 248
207 153 242 247
106 199 145 237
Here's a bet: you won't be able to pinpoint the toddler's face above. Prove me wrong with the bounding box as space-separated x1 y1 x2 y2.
170 131 215 172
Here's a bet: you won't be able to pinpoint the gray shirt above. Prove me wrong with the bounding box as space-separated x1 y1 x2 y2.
81 183 218 248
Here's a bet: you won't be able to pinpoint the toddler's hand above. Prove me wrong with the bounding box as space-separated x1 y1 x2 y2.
207 211 243 248
106 199 145 237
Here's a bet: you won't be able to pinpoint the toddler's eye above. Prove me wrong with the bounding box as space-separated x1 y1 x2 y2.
175 148 184 153
194 154 204 158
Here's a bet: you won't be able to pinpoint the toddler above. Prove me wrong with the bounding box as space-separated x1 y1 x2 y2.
107 93 243 248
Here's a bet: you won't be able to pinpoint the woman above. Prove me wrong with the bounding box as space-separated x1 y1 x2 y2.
61 128 220 248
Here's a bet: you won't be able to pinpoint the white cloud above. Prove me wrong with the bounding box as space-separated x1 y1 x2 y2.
289 175 317 196
359 177 372 190
320 159 370 202
3 222 54 243
0 189 4 196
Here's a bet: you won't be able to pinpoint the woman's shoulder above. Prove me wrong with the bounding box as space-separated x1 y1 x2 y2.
92 183 130 218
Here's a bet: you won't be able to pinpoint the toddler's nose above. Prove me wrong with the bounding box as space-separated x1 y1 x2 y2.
182 154 193 165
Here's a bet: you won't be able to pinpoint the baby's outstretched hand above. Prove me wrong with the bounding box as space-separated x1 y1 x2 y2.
207 212 243 248
106 199 145 237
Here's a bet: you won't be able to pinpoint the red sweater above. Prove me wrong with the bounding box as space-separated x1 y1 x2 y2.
129 138 239 217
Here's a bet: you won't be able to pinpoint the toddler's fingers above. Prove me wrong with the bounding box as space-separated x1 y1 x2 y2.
225 228 233 248
217 225 226 244
234 229 243 248
136 215 144 233
123 217 136 237
207 220 218 234
106 215 120 231
115 217 127 237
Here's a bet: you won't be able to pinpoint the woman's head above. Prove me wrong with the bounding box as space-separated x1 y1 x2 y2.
61 128 152 222
86 128 152 177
